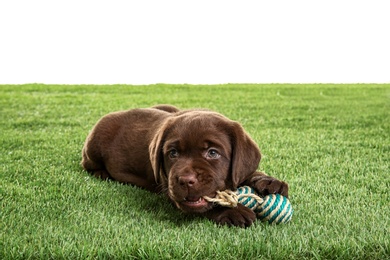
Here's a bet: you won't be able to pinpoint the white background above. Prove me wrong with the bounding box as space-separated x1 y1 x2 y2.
1 0 389 84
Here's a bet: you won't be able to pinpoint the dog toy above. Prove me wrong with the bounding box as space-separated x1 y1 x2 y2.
204 186 293 224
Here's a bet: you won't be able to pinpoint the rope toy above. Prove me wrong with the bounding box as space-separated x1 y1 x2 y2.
204 186 293 224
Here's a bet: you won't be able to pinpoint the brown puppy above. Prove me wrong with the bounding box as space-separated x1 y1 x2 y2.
81 105 288 227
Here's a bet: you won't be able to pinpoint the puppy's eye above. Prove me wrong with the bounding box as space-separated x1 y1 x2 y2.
206 149 220 159
168 149 179 159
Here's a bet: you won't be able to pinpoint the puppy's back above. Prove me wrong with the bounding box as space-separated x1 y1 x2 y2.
81 108 173 179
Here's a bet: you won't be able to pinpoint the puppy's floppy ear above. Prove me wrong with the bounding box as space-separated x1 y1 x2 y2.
149 119 172 185
229 121 261 189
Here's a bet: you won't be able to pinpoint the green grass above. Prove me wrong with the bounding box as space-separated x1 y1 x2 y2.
1 84 389 259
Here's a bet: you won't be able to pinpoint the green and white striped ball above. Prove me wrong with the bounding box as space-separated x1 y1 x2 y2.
236 186 293 224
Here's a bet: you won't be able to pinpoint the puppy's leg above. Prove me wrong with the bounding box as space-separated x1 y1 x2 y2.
104 163 159 192
81 142 111 180
206 204 256 228
245 171 289 198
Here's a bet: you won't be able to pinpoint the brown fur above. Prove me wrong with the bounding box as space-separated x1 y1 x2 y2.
81 105 288 227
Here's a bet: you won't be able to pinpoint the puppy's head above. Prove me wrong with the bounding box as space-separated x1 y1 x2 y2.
149 111 260 213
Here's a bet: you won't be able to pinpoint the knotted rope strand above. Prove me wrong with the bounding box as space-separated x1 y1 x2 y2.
204 186 293 224
204 190 238 207
204 189 264 208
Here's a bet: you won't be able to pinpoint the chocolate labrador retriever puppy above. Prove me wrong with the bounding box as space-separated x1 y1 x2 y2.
81 105 288 227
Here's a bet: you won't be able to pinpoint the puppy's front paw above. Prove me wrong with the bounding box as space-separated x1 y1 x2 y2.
207 204 256 228
254 176 289 197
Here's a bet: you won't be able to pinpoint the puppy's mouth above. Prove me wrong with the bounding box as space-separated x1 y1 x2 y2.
181 196 207 207
175 196 211 213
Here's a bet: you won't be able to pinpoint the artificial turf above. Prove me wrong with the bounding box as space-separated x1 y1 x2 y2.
1 84 389 259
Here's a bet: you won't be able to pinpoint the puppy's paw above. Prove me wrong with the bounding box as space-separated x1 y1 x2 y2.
207 204 256 228
253 176 289 198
